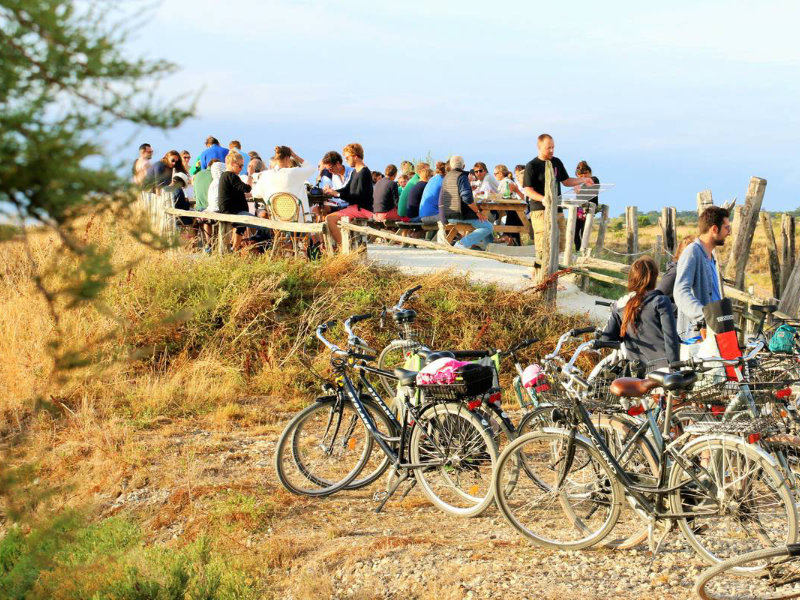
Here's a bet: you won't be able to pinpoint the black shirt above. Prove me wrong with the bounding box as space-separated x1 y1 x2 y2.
338 166 373 211
218 171 251 214
406 180 427 219
522 156 568 212
372 177 399 213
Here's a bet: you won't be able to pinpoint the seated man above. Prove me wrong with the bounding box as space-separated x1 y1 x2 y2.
472 161 498 198
439 156 493 250
251 146 315 221
418 161 446 223
406 165 432 221
316 150 354 216
372 164 401 221
323 143 373 247
218 151 254 250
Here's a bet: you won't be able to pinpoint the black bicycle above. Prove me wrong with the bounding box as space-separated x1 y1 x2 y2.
274 313 499 516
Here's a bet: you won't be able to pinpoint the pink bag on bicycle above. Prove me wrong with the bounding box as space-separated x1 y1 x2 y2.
416 357 470 385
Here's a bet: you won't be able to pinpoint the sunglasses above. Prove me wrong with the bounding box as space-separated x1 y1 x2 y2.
474 168 484 173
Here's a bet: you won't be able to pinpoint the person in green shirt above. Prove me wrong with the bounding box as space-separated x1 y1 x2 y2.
397 162 428 217
192 166 213 211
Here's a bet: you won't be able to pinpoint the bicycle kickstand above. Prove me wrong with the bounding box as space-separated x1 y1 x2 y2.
373 468 411 513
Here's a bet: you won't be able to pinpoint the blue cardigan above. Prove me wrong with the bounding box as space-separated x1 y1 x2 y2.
674 240 724 335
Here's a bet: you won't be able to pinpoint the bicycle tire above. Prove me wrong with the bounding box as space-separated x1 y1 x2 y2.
492 429 623 550
695 545 800 600
409 401 498 517
274 395 380 496
669 435 798 570
377 339 421 398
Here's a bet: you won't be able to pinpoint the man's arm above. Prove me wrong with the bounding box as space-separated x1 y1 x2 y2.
673 248 705 325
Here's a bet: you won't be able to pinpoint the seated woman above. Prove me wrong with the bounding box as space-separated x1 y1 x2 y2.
601 256 680 375
494 164 525 245
252 146 315 221
323 143 373 247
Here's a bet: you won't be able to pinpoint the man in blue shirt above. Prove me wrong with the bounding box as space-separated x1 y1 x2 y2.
199 136 229 169
674 206 732 335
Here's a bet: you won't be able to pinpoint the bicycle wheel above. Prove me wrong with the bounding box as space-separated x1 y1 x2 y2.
409 402 498 517
696 545 800 600
515 404 567 436
669 435 798 569
492 430 623 550
274 395 386 496
377 340 420 398
765 435 800 505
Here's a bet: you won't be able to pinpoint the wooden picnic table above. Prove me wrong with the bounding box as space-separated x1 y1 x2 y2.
476 194 533 240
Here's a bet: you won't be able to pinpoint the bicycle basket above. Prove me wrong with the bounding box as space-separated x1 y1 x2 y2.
418 364 494 400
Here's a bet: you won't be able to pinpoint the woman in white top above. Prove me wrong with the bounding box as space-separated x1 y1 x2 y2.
206 161 226 213
252 146 315 222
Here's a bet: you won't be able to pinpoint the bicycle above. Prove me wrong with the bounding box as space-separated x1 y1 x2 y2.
492 343 798 568
695 544 800 599
275 313 499 516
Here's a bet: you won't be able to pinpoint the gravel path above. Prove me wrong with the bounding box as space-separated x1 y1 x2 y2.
97 417 722 599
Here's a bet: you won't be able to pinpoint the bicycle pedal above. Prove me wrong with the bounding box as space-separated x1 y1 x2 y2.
372 490 389 502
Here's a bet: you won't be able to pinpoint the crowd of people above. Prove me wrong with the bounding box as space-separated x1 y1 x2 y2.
132 133 599 253
133 135 733 373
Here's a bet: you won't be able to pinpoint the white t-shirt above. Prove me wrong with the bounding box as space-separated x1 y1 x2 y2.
474 174 499 197
206 162 226 212
252 162 316 221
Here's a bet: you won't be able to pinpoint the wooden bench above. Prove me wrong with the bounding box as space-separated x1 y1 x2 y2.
443 222 475 244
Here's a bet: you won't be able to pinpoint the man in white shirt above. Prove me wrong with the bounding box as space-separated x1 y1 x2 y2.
472 161 498 198
317 150 353 212
252 146 315 221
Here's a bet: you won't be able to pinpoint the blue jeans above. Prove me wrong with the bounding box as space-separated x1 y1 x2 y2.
449 218 493 250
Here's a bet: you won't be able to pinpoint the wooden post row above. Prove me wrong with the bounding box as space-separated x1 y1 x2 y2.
724 176 767 290
660 206 677 255
562 204 578 266
781 214 796 294
578 203 596 255
697 190 713 215
625 206 638 264
759 211 781 299
594 204 609 251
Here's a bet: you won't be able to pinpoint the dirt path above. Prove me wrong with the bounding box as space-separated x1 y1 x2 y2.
96 414 711 599
365 245 610 325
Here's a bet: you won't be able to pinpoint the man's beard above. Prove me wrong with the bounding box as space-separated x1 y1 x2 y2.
714 237 726 246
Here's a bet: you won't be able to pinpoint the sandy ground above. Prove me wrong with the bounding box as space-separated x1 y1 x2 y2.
365 244 610 325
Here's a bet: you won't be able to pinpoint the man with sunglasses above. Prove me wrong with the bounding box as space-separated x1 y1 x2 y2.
472 162 498 198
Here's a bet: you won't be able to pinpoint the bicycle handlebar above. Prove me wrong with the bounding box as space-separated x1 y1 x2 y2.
571 326 598 336
594 300 613 307
393 285 422 311
316 321 345 354
506 337 539 355
593 340 621 350
669 340 765 370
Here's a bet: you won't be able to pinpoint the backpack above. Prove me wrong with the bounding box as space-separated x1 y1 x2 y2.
769 324 796 354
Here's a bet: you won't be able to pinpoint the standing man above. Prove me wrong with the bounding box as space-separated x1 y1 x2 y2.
199 136 229 170
674 206 731 336
522 133 594 259
132 143 153 186
439 156 493 250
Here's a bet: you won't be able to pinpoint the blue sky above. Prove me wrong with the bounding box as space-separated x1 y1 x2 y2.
117 0 800 216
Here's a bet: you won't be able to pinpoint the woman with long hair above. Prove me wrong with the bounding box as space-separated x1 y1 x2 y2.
657 235 695 302
601 256 680 373
145 149 185 190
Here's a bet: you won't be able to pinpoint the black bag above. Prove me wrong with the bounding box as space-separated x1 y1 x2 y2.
452 363 494 396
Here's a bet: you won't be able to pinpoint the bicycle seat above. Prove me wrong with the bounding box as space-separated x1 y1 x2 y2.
393 368 418 387
392 309 417 324
646 370 698 391
609 378 661 398
416 349 456 364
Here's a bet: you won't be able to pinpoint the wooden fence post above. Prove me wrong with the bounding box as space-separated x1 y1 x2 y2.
536 160 559 302
579 203 596 255
653 234 663 270
697 190 713 215
340 216 352 254
563 203 578 266
625 206 638 264
724 177 767 289
660 206 677 255
594 204 609 253
781 214 796 294
321 222 336 256
760 211 782 298
780 260 800 317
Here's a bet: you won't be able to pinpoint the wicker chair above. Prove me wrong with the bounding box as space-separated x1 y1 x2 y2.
267 192 306 258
